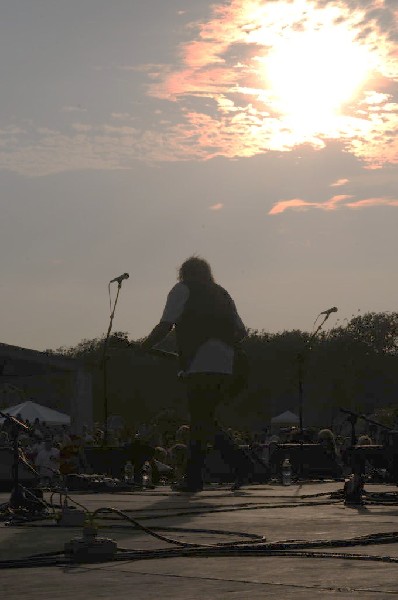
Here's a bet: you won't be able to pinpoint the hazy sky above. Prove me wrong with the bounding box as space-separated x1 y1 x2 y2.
1 0 397 351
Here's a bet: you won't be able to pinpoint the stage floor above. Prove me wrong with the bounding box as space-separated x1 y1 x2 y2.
1 481 398 599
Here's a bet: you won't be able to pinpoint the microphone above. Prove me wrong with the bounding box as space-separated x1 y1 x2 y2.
339 407 358 417
320 306 338 316
110 273 129 284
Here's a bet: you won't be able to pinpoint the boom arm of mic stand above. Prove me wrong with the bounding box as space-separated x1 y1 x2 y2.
360 415 394 432
127 342 178 361
310 312 331 341
0 411 31 432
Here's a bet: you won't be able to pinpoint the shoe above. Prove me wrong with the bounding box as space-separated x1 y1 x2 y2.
230 481 243 491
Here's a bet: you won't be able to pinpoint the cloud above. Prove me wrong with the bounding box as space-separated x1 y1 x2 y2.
346 196 398 208
111 113 133 120
331 178 349 187
1 1 398 179
209 203 224 211
71 123 93 132
269 198 317 215
61 105 87 113
269 193 398 214
0 118 215 176
146 0 398 167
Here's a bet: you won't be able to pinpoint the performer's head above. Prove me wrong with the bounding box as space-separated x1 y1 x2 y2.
178 255 214 284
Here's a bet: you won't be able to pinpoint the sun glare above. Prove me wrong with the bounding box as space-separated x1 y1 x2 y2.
150 0 397 166
261 23 375 134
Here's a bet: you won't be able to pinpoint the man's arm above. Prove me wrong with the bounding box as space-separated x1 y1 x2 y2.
140 321 173 352
140 283 189 352
231 300 247 343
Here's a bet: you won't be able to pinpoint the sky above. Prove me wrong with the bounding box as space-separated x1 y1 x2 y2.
0 0 397 351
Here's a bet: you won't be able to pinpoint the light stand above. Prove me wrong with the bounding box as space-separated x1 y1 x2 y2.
102 274 129 447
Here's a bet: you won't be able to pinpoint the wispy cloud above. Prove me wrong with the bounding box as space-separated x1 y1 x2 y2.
346 197 398 208
61 105 87 113
209 203 224 211
111 113 133 120
0 119 212 176
269 193 398 214
331 178 349 187
269 198 317 215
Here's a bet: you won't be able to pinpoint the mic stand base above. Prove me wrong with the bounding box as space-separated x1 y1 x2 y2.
9 485 26 510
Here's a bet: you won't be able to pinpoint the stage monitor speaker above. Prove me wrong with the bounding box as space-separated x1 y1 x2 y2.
204 446 270 483
0 448 37 492
270 443 342 479
84 442 156 478
84 447 127 477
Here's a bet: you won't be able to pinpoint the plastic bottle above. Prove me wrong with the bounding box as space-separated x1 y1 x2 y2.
282 456 292 486
124 460 134 484
142 461 152 488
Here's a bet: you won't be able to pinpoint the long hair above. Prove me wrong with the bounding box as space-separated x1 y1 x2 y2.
178 256 215 284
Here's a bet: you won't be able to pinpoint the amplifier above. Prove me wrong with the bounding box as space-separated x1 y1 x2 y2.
269 443 342 479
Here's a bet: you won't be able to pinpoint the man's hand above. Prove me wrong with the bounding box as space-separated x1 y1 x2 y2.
129 341 147 355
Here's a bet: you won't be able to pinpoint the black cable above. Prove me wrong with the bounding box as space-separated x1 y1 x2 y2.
113 546 398 564
93 521 264 541
0 494 342 526
2 524 398 569
90 507 266 548
57 492 91 514
2 486 398 569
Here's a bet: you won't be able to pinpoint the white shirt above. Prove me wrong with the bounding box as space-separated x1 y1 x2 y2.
35 447 60 478
160 282 246 375
30 441 45 456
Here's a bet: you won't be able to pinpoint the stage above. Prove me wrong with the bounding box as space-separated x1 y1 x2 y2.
1 481 398 599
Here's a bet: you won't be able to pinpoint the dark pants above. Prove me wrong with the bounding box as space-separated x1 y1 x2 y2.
185 373 254 488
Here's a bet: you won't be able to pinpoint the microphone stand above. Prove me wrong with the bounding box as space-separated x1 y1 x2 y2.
294 312 334 480
339 408 393 446
297 311 333 435
102 280 126 447
0 412 31 509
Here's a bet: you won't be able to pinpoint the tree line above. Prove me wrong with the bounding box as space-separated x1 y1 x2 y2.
51 311 398 431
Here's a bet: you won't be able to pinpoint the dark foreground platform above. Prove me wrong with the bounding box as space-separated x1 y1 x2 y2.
1 481 398 599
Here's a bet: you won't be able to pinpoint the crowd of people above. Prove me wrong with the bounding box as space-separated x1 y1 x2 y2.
0 408 383 488
0 416 97 484
0 414 199 486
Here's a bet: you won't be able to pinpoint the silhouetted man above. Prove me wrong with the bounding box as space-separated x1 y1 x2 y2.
141 256 251 492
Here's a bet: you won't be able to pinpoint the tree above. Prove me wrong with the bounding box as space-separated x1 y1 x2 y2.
51 312 398 430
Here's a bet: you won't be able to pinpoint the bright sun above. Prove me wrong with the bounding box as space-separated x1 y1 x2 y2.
261 23 375 134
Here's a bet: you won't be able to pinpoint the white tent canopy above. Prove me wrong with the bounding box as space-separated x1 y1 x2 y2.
0 400 70 425
271 410 300 425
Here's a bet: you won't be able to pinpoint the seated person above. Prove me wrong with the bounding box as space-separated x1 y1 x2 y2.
35 437 60 484
168 443 188 482
60 434 89 475
317 429 337 460
357 435 373 446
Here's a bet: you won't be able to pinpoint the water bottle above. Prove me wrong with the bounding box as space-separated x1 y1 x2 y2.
124 460 134 483
142 461 152 488
282 456 292 486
